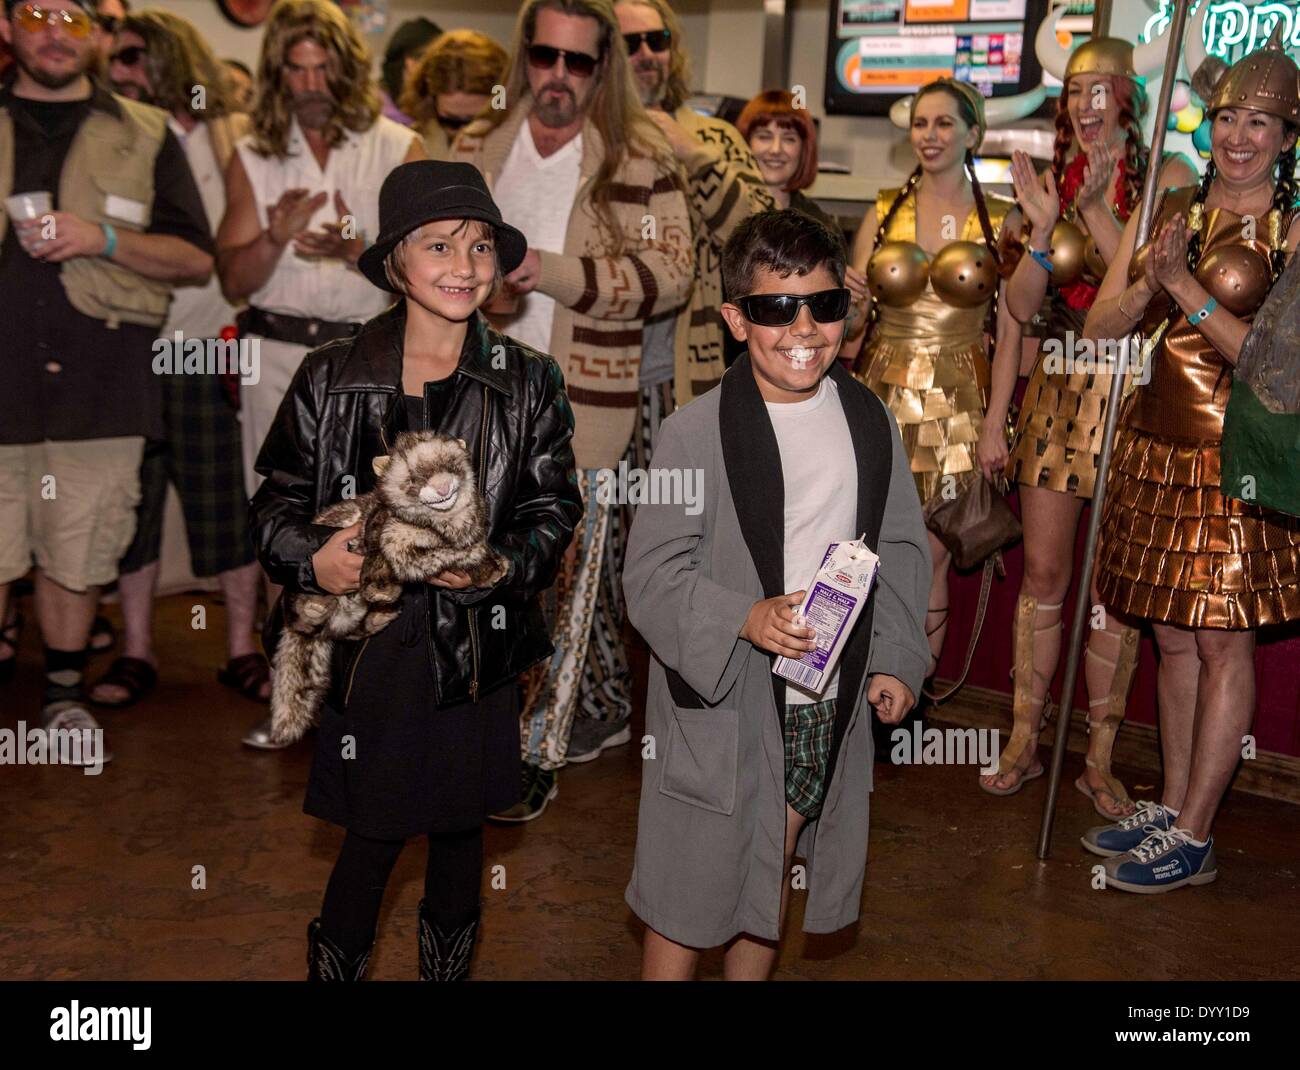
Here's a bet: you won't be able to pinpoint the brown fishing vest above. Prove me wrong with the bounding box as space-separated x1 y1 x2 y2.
0 91 172 328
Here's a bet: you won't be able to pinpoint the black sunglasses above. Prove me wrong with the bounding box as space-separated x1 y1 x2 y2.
110 45 145 67
437 113 475 131
735 288 851 327
622 29 671 54
526 44 601 78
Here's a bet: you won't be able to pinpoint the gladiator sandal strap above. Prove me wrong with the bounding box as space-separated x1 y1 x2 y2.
1082 623 1140 810
998 595 1063 776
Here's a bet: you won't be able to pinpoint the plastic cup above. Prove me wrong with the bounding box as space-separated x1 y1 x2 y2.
6 191 53 222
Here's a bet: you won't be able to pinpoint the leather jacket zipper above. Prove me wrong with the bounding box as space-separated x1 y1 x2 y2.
468 384 490 702
343 637 371 705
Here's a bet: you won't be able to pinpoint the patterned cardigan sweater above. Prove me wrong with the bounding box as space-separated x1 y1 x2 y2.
667 108 776 399
452 100 693 470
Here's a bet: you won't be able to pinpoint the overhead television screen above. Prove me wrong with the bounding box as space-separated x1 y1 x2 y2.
825 0 1052 115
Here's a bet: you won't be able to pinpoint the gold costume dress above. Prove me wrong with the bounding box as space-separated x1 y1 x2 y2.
1006 153 1127 500
858 186 1014 504
1096 187 1300 629
1006 299 1114 497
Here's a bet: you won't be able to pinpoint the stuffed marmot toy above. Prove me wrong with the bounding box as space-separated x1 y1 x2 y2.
270 431 507 743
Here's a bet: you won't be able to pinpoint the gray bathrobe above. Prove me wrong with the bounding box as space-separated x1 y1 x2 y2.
622 355 931 948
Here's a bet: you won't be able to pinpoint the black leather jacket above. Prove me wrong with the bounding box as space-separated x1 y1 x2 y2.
250 302 583 707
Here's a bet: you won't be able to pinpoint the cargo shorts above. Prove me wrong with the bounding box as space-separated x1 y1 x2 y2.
0 437 145 592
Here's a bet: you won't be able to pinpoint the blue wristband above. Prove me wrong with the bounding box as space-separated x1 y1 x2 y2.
101 222 117 259
1029 247 1053 274
1187 296 1217 325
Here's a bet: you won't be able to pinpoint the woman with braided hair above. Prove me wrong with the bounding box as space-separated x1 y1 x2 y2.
981 38 1197 812
1080 23 1300 893
845 78 1020 695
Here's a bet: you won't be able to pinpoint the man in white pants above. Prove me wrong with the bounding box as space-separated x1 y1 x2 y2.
216 0 423 748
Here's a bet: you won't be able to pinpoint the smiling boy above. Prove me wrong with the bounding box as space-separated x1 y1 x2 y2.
622 210 931 979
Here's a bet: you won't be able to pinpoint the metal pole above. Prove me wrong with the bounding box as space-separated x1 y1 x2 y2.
1035 0 1194 858
1093 0 1114 37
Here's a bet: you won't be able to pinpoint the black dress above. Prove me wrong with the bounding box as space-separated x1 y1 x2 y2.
302 384 522 840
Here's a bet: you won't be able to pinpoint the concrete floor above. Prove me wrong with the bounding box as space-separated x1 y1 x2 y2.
1 593 1297 981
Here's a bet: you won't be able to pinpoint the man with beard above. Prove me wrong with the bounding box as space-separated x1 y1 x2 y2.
82 9 266 711
0 0 213 760
613 0 773 446
216 0 423 749
573 0 771 773
452 0 693 821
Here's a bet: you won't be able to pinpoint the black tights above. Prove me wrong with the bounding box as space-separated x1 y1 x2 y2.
319 825 483 959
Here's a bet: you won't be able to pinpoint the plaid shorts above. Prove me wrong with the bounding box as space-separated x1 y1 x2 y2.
120 370 254 578
784 698 837 819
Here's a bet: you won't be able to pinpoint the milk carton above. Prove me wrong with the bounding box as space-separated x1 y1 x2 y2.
773 537 880 695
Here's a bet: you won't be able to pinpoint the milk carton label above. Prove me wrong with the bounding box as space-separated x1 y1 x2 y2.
774 538 880 695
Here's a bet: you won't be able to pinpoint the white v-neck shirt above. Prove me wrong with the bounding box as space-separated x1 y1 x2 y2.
764 375 859 703
490 120 583 355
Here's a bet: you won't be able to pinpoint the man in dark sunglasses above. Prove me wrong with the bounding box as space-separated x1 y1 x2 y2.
611 0 773 504
451 0 694 822
625 208 931 979
91 0 126 66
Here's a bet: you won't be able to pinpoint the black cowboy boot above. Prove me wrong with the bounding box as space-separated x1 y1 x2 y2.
306 918 372 981
416 899 479 980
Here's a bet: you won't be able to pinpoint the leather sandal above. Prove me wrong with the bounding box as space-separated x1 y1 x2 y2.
1077 624 1139 819
979 594 1061 797
89 656 158 708
218 652 271 704
86 614 116 654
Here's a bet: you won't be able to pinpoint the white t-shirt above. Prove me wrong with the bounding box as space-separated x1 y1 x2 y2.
164 119 234 340
236 116 414 322
489 120 583 355
765 375 859 703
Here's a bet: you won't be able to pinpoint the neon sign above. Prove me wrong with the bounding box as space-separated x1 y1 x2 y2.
1143 2 1300 57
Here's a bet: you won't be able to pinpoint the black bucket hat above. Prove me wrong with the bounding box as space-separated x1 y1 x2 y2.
357 161 528 294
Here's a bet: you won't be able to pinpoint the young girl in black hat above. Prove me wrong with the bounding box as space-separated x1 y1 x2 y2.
250 161 583 980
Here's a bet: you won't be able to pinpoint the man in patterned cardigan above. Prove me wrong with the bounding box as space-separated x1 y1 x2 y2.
555 0 776 770
451 0 693 821
616 0 775 426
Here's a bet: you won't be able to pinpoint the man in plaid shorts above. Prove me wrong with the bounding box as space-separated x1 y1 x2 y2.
87 10 265 709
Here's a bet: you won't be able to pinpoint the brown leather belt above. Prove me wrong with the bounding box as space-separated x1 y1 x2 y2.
237 306 363 348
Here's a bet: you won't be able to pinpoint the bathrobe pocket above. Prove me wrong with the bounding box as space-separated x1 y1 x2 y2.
658 706 739 816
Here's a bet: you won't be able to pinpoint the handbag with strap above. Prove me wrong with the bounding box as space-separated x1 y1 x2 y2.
921 472 1023 702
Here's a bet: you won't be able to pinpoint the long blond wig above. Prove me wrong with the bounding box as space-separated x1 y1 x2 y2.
250 0 380 158
489 0 675 254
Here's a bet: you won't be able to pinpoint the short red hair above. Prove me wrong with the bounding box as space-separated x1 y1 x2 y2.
737 90 819 192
